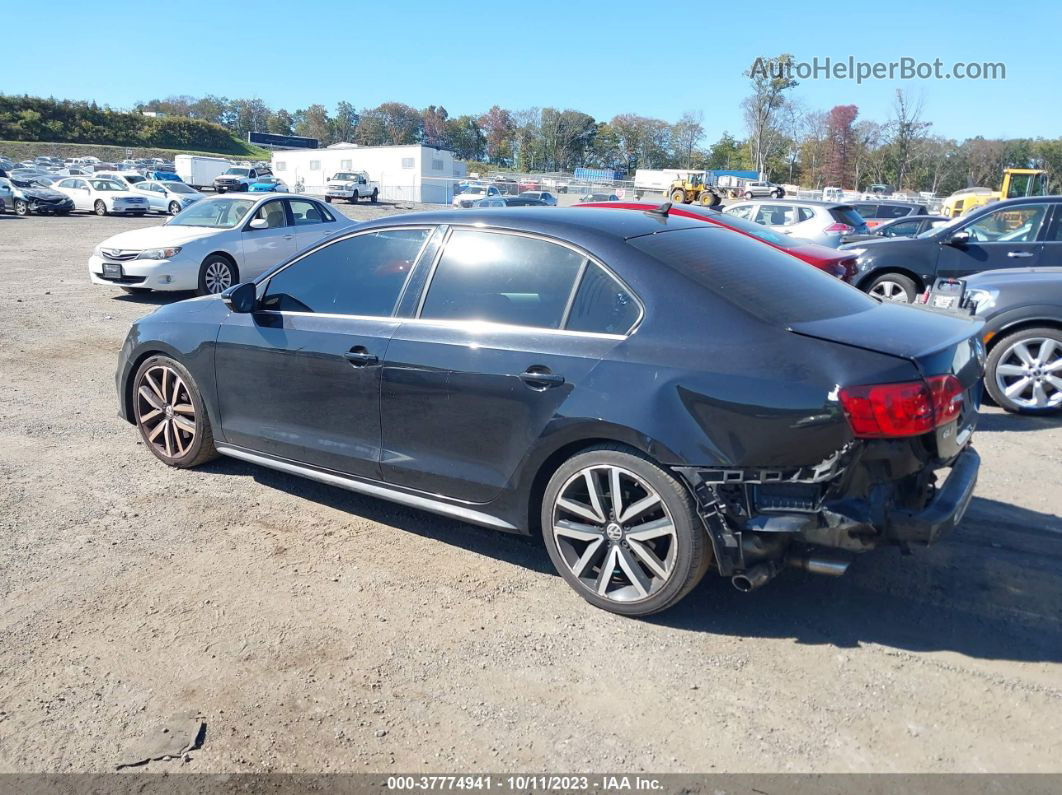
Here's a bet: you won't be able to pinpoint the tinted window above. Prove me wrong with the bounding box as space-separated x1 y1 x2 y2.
876 205 910 219
830 206 866 227
797 207 815 222
755 204 799 226
628 227 875 325
420 230 585 329
883 219 921 237
262 229 430 316
566 263 640 335
851 203 878 217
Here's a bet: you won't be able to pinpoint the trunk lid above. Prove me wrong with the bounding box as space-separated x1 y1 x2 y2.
789 302 985 459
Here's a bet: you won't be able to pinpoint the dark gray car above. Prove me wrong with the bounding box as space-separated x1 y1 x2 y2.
931 267 1062 413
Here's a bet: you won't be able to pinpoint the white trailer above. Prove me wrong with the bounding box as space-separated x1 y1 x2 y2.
175 155 232 190
633 169 705 198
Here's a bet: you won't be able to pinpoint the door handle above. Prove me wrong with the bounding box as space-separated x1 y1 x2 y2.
283 234 294 240
519 369 565 388
1007 251 1034 258
344 348 378 366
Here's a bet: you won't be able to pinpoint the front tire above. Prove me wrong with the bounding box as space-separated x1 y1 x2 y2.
169 201 181 215
132 355 217 468
197 255 237 296
350 191 359 204
94 200 107 216
669 189 685 203
866 273 917 303
984 327 1062 414
324 196 332 203
541 446 710 617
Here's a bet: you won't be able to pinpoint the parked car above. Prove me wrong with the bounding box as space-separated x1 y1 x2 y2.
841 196 1061 304
738 180 785 199
517 190 557 206
144 170 182 182
724 199 869 248
131 180 204 215
841 215 949 244
452 185 501 207
249 176 290 193
114 207 983 616
848 201 929 230
475 197 548 207
579 192 619 203
578 201 857 280
213 166 271 193
0 176 12 209
88 194 354 295
5 175 75 216
922 268 1061 414
325 171 380 204
52 177 150 216
95 171 148 189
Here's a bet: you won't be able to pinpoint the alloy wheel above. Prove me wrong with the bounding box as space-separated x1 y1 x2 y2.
551 465 677 603
869 280 910 302
994 337 1062 409
136 365 197 459
203 260 233 294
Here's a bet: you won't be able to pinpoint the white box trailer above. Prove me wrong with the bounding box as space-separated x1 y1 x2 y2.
271 144 465 204
633 169 707 197
175 154 232 190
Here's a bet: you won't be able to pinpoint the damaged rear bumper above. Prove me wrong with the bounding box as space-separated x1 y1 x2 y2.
676 442 980 579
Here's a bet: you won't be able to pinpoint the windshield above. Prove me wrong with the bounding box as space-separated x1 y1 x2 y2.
11 178 36 188
629 227 875 325
123 174 145 183
224 168 251 176
917 215 963 238
169 197 255 228
166 183 196 194
332 173 357 181
91 180 125 191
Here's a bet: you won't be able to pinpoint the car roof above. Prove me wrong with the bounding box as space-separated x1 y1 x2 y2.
357 206 710 241
734 198 841 207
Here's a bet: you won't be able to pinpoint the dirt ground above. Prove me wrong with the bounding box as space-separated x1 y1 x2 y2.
1 203 1060 775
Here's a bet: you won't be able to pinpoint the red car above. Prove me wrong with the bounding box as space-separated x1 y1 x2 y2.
577 201 858 281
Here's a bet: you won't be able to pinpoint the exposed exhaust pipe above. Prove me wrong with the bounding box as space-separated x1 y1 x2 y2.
789 552 851 577
731 561 781 592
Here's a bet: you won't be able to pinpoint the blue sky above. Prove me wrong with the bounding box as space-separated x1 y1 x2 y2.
11 0 1060 142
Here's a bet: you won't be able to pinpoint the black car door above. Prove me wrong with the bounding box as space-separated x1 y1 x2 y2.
936 203 1049 279
213 226 435 478
380 227 642 503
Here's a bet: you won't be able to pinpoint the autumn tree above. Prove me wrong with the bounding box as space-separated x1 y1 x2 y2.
824 105 858 188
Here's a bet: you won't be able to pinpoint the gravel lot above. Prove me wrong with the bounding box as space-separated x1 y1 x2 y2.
1 204 1060 774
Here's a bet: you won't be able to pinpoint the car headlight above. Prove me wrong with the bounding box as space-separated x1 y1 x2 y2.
966 288 998 315
136 247 182 260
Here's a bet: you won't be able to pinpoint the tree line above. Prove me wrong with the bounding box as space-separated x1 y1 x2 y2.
0 95 253 154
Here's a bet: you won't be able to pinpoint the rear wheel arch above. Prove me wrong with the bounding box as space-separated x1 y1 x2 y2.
857 267 925 294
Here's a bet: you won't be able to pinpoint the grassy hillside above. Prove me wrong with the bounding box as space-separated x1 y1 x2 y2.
0 139 272 163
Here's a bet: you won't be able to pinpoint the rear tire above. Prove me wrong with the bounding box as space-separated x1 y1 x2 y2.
370 190 378 204
866 273 917 303
14 199 29 216
744 191 754 199
984 327 1062 414
541 445 710 617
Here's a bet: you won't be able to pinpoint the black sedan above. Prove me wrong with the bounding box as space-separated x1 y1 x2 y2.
116 207 983 616
931 267 1062 413
842 196 1062 303
841 214 948 244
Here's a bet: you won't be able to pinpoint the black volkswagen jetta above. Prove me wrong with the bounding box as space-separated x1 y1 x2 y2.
116 207 984 616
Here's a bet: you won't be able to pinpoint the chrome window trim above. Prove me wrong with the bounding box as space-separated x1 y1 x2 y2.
414 225 644 336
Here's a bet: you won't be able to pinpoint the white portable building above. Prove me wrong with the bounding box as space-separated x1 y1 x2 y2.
271 143 465 204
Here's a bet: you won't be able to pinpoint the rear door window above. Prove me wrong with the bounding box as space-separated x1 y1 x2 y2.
876 205 911 219
419 230 585 329
831 206 866 227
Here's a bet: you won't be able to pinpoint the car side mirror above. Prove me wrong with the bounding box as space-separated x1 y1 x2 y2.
248 217 268 230
947 229 970 246
222 282 257 313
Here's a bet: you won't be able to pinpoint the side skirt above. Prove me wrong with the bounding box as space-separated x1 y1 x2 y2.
214 444 518 532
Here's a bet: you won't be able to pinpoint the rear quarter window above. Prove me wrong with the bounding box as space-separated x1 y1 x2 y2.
628 227 876 325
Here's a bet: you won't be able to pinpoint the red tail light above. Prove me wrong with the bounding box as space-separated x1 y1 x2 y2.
825 222 854 234
838 375 963 438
